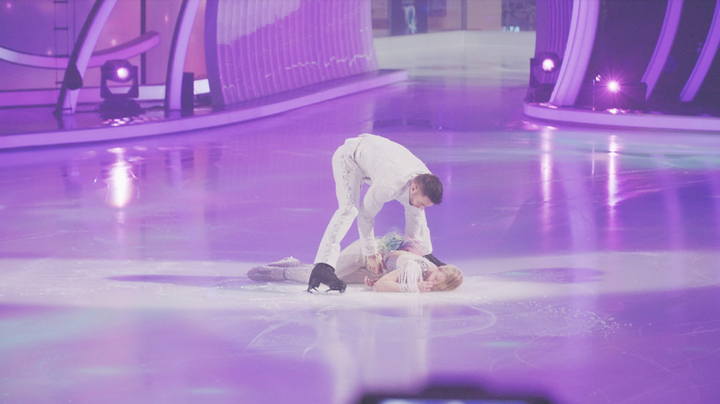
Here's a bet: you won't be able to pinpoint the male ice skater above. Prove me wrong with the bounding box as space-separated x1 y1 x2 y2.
308 133 444 293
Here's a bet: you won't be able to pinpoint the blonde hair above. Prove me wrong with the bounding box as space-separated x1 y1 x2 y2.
434 265 463 291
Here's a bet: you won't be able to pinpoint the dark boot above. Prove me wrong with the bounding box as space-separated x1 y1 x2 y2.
307 263 346 293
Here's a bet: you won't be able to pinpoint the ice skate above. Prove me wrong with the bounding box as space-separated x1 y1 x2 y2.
247 257 302 282
283 265 312 283
247 258 312 283
247 265 286 282
307 263 346 293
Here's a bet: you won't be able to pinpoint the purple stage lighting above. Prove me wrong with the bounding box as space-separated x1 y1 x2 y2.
608 81 620 93
99 59 141 119
542 58 556 72
100 59 138 98
527 52 561 103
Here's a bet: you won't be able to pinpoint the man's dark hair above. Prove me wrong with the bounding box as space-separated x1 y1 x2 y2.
414 174 443 204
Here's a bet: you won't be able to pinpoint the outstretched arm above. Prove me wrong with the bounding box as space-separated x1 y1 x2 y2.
370 270 400 292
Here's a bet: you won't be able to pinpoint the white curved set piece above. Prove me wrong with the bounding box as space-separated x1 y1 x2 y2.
165 0 201 111
642 0 683 101
548 0 599 107
204 0 378 107
56 0 118 115
680 0 720 102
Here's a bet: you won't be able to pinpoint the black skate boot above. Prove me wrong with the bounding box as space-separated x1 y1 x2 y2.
307 263 346 293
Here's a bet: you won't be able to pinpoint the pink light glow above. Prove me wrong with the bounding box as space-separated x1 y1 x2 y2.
608 81 620 92
542 58 555 72
6 2 11 10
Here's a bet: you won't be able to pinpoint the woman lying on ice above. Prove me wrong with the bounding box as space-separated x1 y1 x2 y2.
247 233 463 293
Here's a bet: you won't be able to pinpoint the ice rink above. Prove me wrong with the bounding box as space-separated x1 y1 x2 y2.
1 33 720 404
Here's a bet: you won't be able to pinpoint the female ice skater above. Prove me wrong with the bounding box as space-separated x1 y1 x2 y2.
248 233 463 293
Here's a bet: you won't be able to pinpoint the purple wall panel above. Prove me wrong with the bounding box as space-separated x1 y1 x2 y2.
205 0 378 107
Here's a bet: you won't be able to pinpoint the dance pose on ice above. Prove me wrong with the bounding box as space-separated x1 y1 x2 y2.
248 233 463 293
308 134 446 293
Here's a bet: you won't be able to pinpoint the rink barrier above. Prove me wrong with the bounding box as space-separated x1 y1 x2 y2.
524 101 720 132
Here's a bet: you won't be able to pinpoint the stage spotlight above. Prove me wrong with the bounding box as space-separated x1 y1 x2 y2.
526 52 562 103
101 59 138 99
608 81 620 93
533 52 561 74
100 59 142 119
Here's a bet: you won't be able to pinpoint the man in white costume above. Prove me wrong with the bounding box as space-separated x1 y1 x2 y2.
308 133 445 292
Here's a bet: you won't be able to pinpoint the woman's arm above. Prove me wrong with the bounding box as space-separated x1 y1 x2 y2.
372 270 401 292
371 261 433 293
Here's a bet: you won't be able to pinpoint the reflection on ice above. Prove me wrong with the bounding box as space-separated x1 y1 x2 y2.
104 149 137 208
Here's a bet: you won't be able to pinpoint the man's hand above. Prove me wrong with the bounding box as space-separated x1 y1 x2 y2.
365 253 384 275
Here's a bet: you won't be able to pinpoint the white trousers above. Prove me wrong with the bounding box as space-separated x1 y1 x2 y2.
314 139 364 269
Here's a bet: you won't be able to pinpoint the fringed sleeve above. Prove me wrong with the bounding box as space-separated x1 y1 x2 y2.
396 260 423 293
